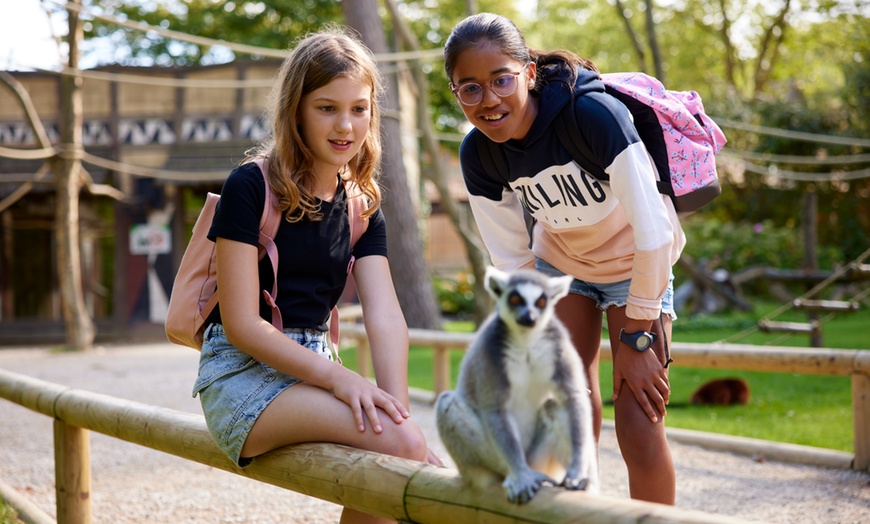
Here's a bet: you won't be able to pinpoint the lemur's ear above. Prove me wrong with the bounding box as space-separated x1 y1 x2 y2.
485 266 508 298
547 275 574 302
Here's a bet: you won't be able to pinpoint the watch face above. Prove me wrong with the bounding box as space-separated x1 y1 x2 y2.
637 334 652 350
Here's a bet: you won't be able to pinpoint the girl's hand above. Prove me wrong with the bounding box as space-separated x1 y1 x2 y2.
330 370 410 433
612 347 670 423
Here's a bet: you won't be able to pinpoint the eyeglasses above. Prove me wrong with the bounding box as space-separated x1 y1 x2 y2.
450 67 527 106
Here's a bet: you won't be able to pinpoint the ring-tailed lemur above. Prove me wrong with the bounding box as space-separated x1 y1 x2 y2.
435 267 599 504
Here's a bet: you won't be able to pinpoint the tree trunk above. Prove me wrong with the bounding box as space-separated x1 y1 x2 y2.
614 0 648 72
644 0 665 82
342 0 441 329
384 0 491 325
55 0 95 350
716 0 738 89
753 0 792 95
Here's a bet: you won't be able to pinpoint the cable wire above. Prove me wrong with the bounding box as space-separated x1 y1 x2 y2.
80 151 228 181
729 150 870 166
45 0 445 64
718 152 870 181
0 145 59 160
716 118 870 148
35 65 276 89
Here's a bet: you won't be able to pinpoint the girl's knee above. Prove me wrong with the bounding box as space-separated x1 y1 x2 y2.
616 425 669 468
382 420 428 462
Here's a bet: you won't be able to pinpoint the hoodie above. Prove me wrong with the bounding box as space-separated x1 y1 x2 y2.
459 68 685 321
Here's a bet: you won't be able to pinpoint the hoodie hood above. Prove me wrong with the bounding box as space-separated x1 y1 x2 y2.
502 66 604 153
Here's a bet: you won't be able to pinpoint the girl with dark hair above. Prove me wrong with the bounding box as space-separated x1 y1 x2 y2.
445 13 683 505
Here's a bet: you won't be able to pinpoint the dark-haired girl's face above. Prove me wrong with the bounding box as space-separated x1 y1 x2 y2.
450 42 537 143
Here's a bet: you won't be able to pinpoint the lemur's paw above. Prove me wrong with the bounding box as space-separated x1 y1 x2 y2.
503 471 556 504
561 474 588 491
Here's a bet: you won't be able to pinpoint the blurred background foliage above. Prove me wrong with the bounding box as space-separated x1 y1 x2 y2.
79 0 869 318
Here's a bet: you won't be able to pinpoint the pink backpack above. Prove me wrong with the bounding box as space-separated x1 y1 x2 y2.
165 158 368 350
476 71 727 213
601 72 727 212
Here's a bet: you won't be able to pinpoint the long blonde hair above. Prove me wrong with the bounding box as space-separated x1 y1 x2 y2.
248 26 382 222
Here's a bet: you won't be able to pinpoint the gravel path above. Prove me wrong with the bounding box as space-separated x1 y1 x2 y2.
0 343 868 523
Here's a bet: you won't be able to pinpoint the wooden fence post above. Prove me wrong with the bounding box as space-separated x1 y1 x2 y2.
433 344 450 396
0 367 845 522
355 336 371 379
852 373 870 470
854 352 870 471
53 419 92 524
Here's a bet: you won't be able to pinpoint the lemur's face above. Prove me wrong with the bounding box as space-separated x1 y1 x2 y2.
501 283 550 328
486 267 573 330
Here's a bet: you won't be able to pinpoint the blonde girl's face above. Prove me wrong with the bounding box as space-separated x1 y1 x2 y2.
299 75 372 181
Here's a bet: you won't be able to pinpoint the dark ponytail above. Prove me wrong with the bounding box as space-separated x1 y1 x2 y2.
531 49 599 90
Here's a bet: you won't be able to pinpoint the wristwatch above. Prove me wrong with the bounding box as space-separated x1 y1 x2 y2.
619 329 657 352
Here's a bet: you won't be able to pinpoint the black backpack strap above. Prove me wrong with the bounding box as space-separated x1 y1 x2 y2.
554 92 609 181
557 89 673 198
604 87 675 198
475 130 510 185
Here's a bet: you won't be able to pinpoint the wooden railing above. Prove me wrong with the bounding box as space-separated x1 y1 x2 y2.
0 368 754 524
339 322 870 472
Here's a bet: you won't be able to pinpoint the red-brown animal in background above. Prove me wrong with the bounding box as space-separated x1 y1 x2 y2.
690 378 750 406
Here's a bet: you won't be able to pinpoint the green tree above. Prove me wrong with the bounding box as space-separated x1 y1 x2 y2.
85 0 342 65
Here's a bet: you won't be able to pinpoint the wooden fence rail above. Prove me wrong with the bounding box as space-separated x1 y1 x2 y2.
0 368 754 524
339 323 870 472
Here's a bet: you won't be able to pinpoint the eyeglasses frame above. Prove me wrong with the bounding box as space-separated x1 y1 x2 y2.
449 65 530 106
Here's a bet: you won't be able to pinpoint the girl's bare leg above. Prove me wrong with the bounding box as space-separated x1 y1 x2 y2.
606 307 676 505
242 383 429 523
554 293 604 439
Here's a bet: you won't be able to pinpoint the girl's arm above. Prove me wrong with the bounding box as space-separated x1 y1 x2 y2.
460 134 536 272
216 237 408 433
353 254 446 466
467 188 536 271
352 254 410 406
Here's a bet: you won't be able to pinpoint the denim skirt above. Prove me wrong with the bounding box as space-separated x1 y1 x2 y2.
191 323 332 466
535 258 677 320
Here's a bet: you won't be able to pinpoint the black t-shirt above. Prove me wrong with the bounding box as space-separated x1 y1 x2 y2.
205 162 387 331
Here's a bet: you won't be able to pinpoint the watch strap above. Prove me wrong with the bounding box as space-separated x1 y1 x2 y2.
619 329 657 351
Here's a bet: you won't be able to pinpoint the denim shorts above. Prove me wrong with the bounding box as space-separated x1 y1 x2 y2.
191 323 333 466
535 258 676 320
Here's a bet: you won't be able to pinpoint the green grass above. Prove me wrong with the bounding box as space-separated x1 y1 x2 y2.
0 499 22 524
340 304 868 453
663 304 862 451
603 364 853 451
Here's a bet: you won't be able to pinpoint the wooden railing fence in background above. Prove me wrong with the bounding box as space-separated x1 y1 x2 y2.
0 368 755 524
338 322 870 472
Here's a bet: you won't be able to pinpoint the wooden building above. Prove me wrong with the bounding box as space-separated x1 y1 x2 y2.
0 60 468 345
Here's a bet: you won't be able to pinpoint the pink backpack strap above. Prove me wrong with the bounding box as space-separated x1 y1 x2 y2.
252 158 283 332
344 181 369 274
328 180 370 351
